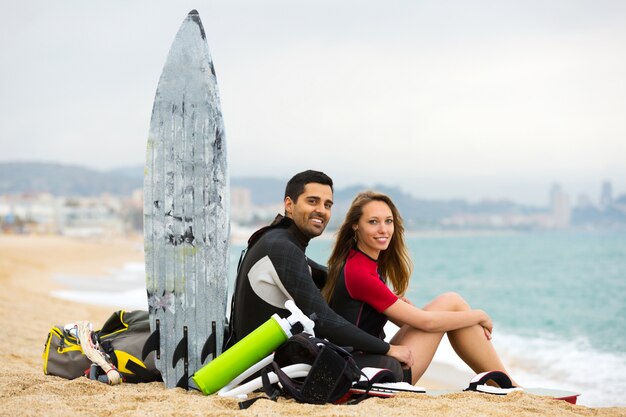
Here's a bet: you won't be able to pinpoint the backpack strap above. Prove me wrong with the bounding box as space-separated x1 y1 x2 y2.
224 247 248 350
237 366 281 410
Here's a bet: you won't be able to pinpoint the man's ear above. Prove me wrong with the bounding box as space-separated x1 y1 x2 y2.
284 197 293 217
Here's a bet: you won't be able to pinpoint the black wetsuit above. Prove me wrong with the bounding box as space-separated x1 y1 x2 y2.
225 215 404 379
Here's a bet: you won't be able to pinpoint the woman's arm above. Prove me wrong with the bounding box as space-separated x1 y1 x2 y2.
385 296 412 327
384 298 493 335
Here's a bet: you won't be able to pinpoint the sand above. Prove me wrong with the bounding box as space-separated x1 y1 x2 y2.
0 234 624 417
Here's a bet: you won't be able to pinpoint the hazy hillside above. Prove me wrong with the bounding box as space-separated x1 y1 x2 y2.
333 184 543 228
0 162 547 228
0 162 287 204
0 162 143 196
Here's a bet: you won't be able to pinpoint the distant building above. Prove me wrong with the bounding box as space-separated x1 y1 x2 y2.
0 193 60 233
59 197 124 237
231 187 253 223
0 192 132 236
599 181 613 211
576 194 593 209
230 186 284 226
549 184 571 229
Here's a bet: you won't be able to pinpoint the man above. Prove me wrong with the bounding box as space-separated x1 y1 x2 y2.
226 170 412 380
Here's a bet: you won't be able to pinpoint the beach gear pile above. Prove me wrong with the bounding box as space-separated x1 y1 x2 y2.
42 308 397 405
42 304 408 405
42 310 161 384
237 332 362 408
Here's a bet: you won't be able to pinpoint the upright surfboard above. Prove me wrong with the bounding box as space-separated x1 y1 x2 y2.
142 10 229 389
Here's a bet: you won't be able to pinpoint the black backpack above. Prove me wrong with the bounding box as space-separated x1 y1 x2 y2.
240 333 362 408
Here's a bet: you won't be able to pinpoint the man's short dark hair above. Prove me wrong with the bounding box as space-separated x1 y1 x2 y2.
284 170 333 202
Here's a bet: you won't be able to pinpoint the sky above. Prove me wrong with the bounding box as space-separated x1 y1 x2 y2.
1 1 625 205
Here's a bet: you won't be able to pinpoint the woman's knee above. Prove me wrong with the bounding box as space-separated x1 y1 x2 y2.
427 292 470 311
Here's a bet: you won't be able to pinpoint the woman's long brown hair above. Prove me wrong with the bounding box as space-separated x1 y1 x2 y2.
323 191 413 302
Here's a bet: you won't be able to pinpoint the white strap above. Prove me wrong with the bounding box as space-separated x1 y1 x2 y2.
218 354 311 399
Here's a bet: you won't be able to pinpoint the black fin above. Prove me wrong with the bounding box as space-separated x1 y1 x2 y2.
172 326 189 368
142 319 160 360
176 371 189 390
200 321 217 363
171 326 189 390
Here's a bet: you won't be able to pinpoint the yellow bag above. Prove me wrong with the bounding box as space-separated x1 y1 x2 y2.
43 310 161 383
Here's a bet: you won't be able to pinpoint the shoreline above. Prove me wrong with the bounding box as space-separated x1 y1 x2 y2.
1 234 625 416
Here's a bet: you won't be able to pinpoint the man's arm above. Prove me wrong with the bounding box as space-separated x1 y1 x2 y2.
268 243 390 354
306 257 327 289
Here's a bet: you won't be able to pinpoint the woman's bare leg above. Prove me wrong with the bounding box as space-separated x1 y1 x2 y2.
424 292 518 386
390 323 445 384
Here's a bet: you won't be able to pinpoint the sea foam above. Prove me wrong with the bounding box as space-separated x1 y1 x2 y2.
495 331 626 407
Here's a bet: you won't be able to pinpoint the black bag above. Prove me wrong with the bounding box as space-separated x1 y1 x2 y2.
43 310 161 383
241 333 362 407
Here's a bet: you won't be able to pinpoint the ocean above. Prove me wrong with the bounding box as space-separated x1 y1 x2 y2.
52 231 626 407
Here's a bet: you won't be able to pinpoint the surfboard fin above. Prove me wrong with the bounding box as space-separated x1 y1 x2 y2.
200 321 217 363
176 371 189 390
172 326 189 368
172 326 189 390
142 319 160 360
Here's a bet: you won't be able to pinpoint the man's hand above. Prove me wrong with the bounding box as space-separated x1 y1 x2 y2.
387 344 414 367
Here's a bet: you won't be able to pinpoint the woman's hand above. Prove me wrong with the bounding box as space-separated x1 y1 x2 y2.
476 309 493 340
387 344 414 367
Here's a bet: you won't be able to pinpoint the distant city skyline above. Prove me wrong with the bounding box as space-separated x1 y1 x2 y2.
0 159 622 207
1 1 625 206
3 172 623 236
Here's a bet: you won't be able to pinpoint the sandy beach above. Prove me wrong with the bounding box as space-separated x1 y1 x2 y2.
0 234 624 417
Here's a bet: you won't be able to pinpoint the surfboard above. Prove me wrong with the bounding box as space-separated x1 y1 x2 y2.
142 9 229 389
426 388 580 404
339 388 579 404
424 371 581 404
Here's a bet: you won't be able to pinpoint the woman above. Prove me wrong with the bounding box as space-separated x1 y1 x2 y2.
323 191 517 386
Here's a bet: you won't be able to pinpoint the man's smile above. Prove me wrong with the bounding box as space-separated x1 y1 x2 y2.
310 216 325 225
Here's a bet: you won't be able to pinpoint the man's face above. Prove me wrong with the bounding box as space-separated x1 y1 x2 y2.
285 182 333 238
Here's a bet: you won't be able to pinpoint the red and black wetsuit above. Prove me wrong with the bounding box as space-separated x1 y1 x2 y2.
329 248 398 340
329 248 410 381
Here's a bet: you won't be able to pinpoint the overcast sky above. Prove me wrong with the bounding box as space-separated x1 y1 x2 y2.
1 1 625 205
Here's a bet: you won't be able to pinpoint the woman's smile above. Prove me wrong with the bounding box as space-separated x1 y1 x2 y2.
355 200 394 259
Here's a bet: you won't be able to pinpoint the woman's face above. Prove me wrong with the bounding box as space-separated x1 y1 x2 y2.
354 200 394 260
